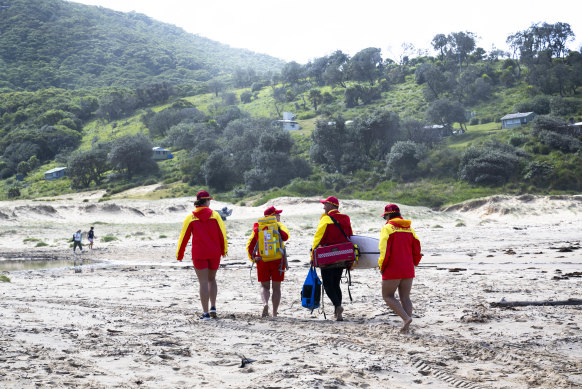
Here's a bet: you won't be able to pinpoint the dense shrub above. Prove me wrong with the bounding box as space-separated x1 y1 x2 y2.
538 130 582 153
522 161 554 186
108 134 159 177
386 141 428 180
515 95 551 115
458 143 524 185
550 96 577 116
509 134 528 147
7 187 20 198
530 115 569 136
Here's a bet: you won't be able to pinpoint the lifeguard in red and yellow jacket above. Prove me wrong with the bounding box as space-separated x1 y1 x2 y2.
176 191 227 320
378 203 421 332
246 206 290 318
311 196 353 321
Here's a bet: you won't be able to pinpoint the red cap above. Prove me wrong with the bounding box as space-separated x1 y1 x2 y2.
196 190 212 201
382 203 400 217
264 206 283 216
320 196 339 206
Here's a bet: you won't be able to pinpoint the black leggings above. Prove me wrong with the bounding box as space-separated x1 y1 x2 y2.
321 267 343 307
73 241 82 251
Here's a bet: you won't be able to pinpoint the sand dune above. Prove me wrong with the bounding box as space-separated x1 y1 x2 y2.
0 193 580 388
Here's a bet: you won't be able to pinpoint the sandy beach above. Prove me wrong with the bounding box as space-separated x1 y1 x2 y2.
0 190 581 388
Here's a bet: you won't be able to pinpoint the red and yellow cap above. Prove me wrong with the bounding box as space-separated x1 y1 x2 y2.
382 203 400 217
264 206 283 216
320 196 339 206
196 190 212 201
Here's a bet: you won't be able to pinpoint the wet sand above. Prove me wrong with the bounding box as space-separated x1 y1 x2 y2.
0 193 581 388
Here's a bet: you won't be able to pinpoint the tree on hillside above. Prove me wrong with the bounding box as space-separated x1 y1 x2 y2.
386 141 428 180
67 147 109 188
308 89 322 111
203 150 234 190
207 79 224 97
401 118 441 145
348 47 383 85
426 98 467 131
449 31 476 71
281 61 303 85
431 34 449 61
107 134 158 177
352 109 402 160
323 50 349 87
310 116 368 173
306 56 329 86
415 63 450 100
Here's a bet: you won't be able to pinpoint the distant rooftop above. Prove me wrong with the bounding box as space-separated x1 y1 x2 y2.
500 112 534 120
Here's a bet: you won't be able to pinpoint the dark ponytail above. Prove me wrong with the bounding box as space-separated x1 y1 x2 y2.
194 199 209 207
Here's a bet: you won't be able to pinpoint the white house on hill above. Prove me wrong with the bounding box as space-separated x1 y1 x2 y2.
500 112 535 129
275 112 300 131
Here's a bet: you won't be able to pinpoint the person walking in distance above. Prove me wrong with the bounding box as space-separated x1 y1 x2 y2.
246 206 290 318
87 226 96 250
176 191 228 320
378 204 422 332
72 230 83 253
311 196 353 321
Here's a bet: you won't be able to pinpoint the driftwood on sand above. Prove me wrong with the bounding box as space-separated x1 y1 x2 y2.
490 298 582 308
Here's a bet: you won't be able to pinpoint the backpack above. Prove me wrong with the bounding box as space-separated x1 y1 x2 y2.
301 266 322 312
255 216 285 262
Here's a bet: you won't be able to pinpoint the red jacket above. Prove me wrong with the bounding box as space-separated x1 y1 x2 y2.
378 217 421 279
311 209 353 250
176 206 228 261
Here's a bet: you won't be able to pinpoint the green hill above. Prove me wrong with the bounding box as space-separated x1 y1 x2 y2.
0 0 284 91
1 4 581 207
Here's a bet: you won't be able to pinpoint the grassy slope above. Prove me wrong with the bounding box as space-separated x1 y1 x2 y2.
4 76 581 206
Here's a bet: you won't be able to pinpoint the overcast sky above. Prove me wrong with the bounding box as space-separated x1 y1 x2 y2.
69 0 582 64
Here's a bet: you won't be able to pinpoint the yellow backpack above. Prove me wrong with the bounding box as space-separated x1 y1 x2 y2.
256 216 285 262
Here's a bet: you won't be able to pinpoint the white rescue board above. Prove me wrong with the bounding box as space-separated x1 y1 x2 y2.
350 235 380 269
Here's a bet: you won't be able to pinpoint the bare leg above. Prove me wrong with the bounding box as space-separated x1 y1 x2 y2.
398 278 414 317
261 281 270 317
195 268 209 313
271 281 281 317
382 279 412 332
208 269 217 310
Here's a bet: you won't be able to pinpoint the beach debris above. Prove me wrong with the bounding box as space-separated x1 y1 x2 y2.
553 272 582 280
490 298 582 308
460 304 494 323
238 354 256 368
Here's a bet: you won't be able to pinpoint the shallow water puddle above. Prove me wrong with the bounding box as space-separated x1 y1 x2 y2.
0 259 99 272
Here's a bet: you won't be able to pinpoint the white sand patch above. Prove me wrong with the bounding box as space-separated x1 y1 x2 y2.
0 194 580 388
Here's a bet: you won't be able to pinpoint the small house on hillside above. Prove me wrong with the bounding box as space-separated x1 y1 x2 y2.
152 147 173 160
275 112 300 131
44 167 66 181
500 112 535 129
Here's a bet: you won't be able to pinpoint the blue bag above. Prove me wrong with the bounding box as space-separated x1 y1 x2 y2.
301 266 322 312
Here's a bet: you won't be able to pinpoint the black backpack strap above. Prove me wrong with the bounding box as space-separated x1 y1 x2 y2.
327 214 350 241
